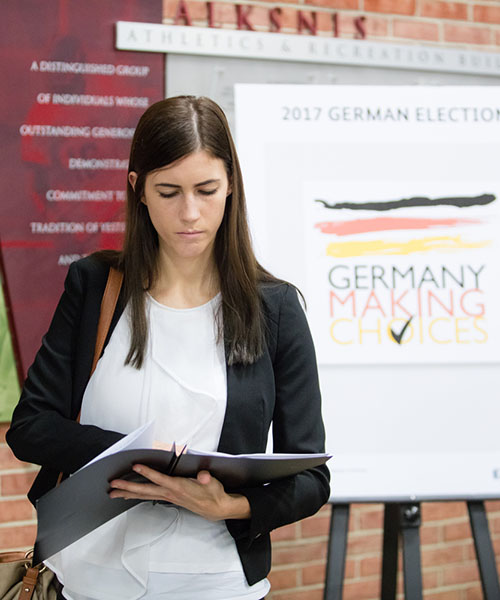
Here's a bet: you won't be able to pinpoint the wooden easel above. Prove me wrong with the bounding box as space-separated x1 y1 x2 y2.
323 499 500 600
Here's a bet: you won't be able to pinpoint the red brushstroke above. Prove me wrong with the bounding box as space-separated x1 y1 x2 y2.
314 217 482 236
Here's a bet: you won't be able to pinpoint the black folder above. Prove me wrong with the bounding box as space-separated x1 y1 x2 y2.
34 447 331 564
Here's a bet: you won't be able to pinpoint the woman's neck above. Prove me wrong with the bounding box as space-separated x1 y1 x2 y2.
150 248 220 309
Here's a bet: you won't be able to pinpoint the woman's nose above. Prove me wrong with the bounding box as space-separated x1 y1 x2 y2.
179 194 200 222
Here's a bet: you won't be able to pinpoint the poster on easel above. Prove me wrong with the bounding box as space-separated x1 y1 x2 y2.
235 84 500 500
235 85 500 366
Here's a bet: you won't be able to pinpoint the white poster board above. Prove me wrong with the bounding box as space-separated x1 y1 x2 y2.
235 84 500 501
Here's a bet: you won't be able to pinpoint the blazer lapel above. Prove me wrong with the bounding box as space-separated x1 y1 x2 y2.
217 362 239 454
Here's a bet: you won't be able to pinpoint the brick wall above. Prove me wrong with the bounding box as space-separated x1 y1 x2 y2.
0 424 37 553
1 1 500 598
163 0 500 51
268 502 500 599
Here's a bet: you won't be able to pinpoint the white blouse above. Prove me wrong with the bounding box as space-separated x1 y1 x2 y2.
45 294 269 600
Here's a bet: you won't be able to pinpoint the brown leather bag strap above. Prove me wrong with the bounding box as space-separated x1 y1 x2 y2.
57 266 123 486
18 566 40 600
89 267 124 380
77 266 123 423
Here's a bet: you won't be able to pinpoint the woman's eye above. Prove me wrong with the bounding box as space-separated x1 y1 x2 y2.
157 188 218 199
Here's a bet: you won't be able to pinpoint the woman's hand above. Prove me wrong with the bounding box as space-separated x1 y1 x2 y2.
109 464 251 521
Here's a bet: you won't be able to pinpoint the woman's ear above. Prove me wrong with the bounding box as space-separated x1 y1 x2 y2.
227 180 232 197
129 171 147 205
128 171 138 191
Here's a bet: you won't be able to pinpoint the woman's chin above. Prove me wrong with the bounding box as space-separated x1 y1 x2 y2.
168 244 213 262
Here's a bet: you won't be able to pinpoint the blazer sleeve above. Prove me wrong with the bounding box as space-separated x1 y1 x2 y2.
7 261 124 475
227 285 330 545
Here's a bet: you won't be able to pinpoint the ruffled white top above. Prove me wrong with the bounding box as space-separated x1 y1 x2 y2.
45 294 269 600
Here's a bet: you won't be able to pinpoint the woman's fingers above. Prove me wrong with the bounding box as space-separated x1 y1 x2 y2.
109 477 168 500
109 466 235 520
197 470 211 485
109 465 177 501
131 464 173 486
109 465 200 503
109 488 157 500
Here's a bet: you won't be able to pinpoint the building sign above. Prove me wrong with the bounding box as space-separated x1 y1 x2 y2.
117 21 500 77
168 0 367 38
0 0 163 381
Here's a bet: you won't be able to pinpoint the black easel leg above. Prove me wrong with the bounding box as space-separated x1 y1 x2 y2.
323 503 350 600
400 503 423 600
467 501 500 599
381 503 399 600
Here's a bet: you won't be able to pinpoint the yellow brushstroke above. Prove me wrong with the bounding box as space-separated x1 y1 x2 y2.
326 236 491 258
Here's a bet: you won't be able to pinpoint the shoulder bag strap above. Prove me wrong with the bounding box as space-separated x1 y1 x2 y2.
18 566 40 600
88 267 124 383
76 266 124 423
56 266 124 487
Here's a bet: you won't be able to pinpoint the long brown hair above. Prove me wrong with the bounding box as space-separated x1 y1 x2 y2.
115 96 279 368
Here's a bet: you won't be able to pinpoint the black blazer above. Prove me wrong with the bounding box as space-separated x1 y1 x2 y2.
7 254 330 585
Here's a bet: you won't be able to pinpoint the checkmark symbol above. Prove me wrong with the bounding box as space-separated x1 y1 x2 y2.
390 316 413 344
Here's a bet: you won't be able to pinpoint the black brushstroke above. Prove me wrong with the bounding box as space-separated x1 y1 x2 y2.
390 316 413 345
314 193 496 212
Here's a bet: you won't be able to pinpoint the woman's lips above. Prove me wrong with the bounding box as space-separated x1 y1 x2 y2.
176 230 203 238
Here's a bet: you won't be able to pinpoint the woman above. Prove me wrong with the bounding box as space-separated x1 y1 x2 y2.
7 96 330 600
